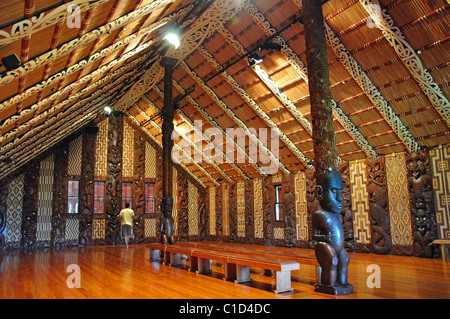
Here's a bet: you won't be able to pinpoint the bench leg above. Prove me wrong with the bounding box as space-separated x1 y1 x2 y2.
163 251 170 265
150 249 160 261
442 245 449 262
274 270 293 294
224 263 236 281
189 256 198 272
235 265 251 284
170 252 182 266
316 266 322 284
197 257 211 274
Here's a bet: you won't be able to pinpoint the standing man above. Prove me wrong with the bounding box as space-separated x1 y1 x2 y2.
119 202 135 248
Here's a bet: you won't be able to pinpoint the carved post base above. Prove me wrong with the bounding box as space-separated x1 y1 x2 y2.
315 283 353 295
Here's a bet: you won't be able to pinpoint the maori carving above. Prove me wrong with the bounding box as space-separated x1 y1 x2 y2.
79 127 96 246
198 187 207 241
283 174 296 248
21 158 40 249
228 182 237 242
216 185 223 240
133 127 146 244
176 171 189 242
406 149 438 258
305 167 320 248
245 179 254 244
0 184 8 250
367 157 392 254
51 142 69 247
262 176 274 246
105 114 123 245
339 161 354 252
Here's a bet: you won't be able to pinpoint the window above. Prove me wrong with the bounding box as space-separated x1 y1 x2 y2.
274 185 283 221
122 182 132 209
94 181 105 214
67 180 79 214
145 183 155 214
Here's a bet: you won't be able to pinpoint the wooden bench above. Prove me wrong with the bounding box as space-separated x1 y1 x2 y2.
176 241 322 283
433 239 450 262
146 242 300 293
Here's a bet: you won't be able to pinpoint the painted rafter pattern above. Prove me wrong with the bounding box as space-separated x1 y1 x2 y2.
150 87 249 181
360 0 450 129
245 2 378 159
323 22 420 153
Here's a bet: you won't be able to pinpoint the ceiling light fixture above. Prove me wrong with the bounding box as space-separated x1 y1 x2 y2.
0 54 22 71
163 32 180 49
104 105 112 115
248 53 263 66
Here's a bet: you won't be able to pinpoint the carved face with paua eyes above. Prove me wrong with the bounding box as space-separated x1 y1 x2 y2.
315 170 344 215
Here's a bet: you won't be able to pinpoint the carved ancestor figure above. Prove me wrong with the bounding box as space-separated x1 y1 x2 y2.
367 157 391 254
312 170 353 295
406 150 437 258
339 162 354 251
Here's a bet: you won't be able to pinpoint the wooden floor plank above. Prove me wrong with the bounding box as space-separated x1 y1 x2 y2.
0 244 449 299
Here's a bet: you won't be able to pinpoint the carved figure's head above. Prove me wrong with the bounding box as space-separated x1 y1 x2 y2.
315 170 344 215
407 151 426 180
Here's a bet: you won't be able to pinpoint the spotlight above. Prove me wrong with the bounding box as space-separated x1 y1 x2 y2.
259 42 282 51
163 32 180 49
1 54 22 71
104 106 112 115
248 53 263 66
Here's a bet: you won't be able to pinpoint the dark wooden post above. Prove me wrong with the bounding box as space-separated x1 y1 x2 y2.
304 0 353 295
160 57 177 244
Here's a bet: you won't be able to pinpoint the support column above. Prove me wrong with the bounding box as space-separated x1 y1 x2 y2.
160 57 177 244
304 0 353 295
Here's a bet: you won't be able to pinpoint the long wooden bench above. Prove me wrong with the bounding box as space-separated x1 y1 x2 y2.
175 241 322 283
433 239 450 262
146 242 300 293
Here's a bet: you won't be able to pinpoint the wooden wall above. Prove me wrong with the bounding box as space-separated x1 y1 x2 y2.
0 114 205 249
206 145 450 258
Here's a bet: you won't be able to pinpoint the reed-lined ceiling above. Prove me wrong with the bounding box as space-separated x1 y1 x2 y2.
0 0 449 186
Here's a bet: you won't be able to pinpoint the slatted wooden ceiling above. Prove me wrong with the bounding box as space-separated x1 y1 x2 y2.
0 0 449 186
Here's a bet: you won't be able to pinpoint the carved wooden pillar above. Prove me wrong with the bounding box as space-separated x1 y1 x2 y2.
105 113 123 245
160 57 177 244
304 0 353 295
133 127 146 244
22 158 40 249
79 128 96 245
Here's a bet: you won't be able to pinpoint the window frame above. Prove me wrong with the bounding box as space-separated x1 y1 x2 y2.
274 184 283 222
67 180 79 215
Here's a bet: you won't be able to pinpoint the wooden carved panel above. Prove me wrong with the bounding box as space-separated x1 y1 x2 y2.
0 184 8 249
176 170 189 242
51 142 69 247
305 167 319 248
283 174 296 247
339 161 354 251
155 146 163 241
79 128 96 245
245 179 254 244
262 175 273 246
21 158 40 249
228 182 237 242
406 149 439 258
367 157 392 254
133 127 146 243
198 186 207 241
216 184 223 240
105 114 123 245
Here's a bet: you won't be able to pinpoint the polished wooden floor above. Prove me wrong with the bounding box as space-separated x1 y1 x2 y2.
0 243 449 299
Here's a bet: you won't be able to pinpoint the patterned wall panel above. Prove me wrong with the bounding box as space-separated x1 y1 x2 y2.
65 218 79 242
173 167 178 236
274 227 284 240
385 153 413 246
92 218 105 239
37 154 55 244
253 178 264 239
222 184 230 237
6 174 24 247
122 120 134 179
294 171 308 241
145 142 156 179
94 118 108 179
145 218 156 238
67 135 82 177
430 146 450 239
237 181 245 237
188 181 198 236
209 187 216 236
349 160 371 245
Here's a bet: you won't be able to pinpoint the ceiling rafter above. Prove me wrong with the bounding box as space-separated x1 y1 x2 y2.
180 59 290 175
322 21 420 153
150 87 250 181
130 102 217 187
241 2 378 159
360 0 450 129
141 94 233 183
196 44 313 169
125 112 207 188
171 78 266 178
